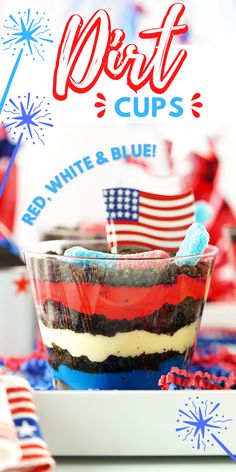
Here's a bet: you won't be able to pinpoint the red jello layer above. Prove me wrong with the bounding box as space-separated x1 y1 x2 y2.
33 274 206 320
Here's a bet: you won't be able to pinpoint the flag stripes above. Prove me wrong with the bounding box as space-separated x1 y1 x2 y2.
103 187 195 251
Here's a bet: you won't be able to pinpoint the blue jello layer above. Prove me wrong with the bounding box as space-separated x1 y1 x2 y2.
51 355 185 390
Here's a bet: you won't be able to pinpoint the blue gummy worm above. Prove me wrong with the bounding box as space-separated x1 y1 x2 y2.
176 223 210 266
63 246 117 269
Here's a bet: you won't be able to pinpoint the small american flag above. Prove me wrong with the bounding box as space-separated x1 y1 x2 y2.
3 375 55 471
103 187 195 252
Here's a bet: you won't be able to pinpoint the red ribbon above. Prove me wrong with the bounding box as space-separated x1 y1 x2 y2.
159 367 236 390
192 347 236 372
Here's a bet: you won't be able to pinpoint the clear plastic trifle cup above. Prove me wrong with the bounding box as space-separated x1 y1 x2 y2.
24 240 218 390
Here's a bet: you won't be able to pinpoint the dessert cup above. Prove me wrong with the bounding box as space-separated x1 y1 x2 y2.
0 246 36 356
224 225 236 274
24 240 218 390
224 225 236 295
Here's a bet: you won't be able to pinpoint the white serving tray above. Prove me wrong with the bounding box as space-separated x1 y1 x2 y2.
33 303 236 457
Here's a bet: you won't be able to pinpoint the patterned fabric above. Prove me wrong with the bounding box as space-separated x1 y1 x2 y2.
1 375 54 471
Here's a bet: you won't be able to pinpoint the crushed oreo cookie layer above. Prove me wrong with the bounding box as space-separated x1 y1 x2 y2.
40 297 202 336
31 256 212 287
47 345 187 374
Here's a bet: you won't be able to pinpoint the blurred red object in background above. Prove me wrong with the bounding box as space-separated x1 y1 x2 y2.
184 140 236 301
0 127 17 235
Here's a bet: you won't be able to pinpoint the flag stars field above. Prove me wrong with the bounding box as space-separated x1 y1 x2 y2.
17 420 37 438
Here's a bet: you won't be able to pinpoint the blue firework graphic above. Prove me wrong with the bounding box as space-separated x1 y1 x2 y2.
1 9 53 60
2 93 53 145
0 9 53 115
0 93 53 198
176 397 236 460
